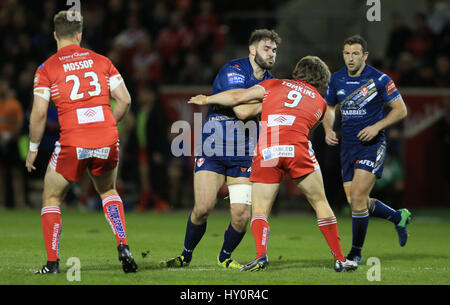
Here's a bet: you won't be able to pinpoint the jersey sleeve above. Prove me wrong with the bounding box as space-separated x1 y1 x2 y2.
33 63 51 101
215 64 248 92
107 59 124 92
324 75 337 106
378 74 402 104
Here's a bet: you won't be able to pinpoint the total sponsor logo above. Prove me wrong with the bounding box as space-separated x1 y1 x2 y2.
356 159 374 168
107 205 126 238
196 157 205 168
341 109 367 116
59 51 90 61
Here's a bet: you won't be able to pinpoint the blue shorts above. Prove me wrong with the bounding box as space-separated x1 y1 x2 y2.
340 140 387 183
194 156 252 178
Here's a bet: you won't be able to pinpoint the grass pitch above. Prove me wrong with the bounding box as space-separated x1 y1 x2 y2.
1 208 449 285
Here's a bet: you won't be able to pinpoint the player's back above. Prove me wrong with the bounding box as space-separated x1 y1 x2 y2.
34 44 122 149
258 78 327 144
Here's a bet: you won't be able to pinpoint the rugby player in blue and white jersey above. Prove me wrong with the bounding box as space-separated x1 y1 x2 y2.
323 35 411 265
160 29 281 269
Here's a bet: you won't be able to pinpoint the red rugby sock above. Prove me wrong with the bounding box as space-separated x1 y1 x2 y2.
251 215 270 258
102 195 128 246
317 216 346 261
41 206 62 262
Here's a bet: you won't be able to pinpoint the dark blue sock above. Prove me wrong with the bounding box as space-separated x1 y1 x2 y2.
181 214 206 263
219 223 246 262
349 209 369 258
369 198 401 224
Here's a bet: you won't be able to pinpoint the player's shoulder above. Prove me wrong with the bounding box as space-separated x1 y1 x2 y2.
365 64 392 84
222 57 251 74
329 67 347 82
81 47 112 65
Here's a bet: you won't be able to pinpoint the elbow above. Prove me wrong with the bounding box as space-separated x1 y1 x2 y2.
235 110 250 120
122 92 132 106
402 105 408 119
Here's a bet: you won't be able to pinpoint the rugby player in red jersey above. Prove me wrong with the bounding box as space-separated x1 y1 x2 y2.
189 56 357 272
26 10 137 274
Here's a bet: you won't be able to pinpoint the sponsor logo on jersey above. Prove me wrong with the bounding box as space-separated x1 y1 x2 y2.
267 114 296 127
385 80 397 95
59 51 90 61
337 89 346 95
341 109 367 116
76 106 105 124
227 72 245 84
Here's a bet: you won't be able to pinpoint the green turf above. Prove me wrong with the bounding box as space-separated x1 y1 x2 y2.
1 208 449 285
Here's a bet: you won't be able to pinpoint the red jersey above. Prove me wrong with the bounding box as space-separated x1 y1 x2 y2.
33 45 124 148
257 78 327 146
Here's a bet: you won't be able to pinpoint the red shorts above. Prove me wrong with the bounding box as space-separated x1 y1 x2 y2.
49 141 119 181
250 141 320 183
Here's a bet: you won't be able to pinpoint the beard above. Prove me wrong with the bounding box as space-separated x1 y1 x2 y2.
347 60 364 75
255 51 273 70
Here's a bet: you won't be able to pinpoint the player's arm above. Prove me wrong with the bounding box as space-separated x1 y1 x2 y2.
26 95 49 172
111 81 131 123
323 78 339 146
188 86 265 107
357 97 407 142
323 104 339 146
233 103 262 120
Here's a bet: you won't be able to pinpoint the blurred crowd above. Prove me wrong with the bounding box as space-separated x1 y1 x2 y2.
0 0 448 211
377 0 449 88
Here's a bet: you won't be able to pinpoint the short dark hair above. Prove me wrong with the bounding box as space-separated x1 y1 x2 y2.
248 29 281 46
54 10 83 39
292 56 331 89
343 35 368 53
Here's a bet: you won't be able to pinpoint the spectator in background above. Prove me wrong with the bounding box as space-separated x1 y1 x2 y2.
434 54 450 87
385 12 412 65
405 12 435 64
397 51 420 87
0 78 26 209
176 52 209 85
135 86 170 212
424 0 448 36
131 35 162 83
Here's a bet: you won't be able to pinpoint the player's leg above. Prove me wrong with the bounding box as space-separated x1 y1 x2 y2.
36 165 73 274
89 167 138 273
346 168 375 262
160 169 225 267
294 170 351 269
368 195 412 247
240 182 278 271
88 142 138 273
217 176 251 268
359 141 411 246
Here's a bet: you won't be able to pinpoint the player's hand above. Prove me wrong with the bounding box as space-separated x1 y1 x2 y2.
357 125 380 142
25 151 38 173
188 95 207 105
325 130 339 146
